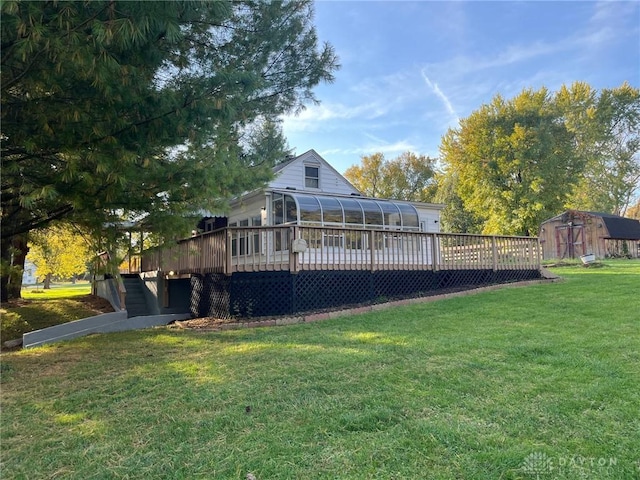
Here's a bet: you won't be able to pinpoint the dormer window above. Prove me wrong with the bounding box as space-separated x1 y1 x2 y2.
305 165 319 189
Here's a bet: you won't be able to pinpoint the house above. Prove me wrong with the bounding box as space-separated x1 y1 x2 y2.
539 210 640 260
22 259 38 285
199 149 444 235
121 150 542 320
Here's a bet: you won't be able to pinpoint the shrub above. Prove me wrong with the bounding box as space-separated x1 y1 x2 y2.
0 311 31 342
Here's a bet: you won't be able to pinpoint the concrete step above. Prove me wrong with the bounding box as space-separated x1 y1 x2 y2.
121 275 150 318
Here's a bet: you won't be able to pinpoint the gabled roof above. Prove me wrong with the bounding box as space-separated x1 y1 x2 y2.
272 154 299 173
269 149 360 195
601 215 640 240
542 210 640 240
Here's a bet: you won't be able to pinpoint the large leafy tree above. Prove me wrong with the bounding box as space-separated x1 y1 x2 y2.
559 82 640 215
28 223 93 288
433 170 482 234
627 198 640 220
1 0 338 299
439 88 581 236
344 152 437 202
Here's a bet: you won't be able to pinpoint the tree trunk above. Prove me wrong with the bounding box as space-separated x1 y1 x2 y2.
1 238 11 303
44 273 52 290
1 233 29 302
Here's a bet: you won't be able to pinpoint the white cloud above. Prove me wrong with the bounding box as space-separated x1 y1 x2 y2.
282 69 430 136
424 4 637 84
320 139 418 158
420 70 459 122
282 99 391 133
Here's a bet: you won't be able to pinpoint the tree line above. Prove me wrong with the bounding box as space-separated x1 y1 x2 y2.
345 82 640 236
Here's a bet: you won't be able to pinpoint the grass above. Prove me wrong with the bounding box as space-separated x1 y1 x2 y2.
1 283 110 343
1 261 638 479
21 282 92 299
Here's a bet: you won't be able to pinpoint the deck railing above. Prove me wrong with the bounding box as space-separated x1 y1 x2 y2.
140 226 541 275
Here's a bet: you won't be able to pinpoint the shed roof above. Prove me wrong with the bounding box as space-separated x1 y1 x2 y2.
600 215 640 240
542 210 640 240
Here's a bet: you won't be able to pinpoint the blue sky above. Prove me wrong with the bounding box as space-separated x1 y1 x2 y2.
281 1 640 174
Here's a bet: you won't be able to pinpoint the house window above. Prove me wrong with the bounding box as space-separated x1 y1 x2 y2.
251 216 261 253
323 233 344 248
275 229 290 252
272 193 284 224
273 193 297 225
305 165 319 189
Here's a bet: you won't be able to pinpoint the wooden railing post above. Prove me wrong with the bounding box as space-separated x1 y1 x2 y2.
369 230 375 272
199 234 205 275
492 236 498 271
289 226 300 273
225 229 232 276
431 234 438 272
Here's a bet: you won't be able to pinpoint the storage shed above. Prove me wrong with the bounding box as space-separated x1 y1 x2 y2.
539 210 640 260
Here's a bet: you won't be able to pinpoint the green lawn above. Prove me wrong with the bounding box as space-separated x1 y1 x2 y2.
21 282 92 299
1 283 107 343
1 261 638 479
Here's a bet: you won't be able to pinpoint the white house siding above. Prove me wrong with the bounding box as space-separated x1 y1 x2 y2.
270 150 360 196
415 207 442 233
228 194 266 227
22 260 38 285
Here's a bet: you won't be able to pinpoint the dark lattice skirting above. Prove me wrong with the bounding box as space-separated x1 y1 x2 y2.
190 268 541 319
190 273 231 318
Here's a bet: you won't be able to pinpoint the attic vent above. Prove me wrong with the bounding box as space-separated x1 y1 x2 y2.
350 193 362 196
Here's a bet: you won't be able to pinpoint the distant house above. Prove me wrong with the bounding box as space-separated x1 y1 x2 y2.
198 149 444 235
22 260 38 285
539 210 640 260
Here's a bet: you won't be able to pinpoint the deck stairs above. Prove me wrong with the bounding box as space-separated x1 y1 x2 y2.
121 274 149 318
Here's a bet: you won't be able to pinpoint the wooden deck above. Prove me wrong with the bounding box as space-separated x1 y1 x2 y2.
139 226 541 276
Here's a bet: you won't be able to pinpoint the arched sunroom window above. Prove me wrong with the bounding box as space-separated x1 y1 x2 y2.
272 192 420 231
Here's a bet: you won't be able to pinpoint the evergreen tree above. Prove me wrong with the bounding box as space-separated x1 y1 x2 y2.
1 0 338 300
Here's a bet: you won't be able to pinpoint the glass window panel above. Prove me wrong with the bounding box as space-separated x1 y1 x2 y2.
346 231 365 249
337 198 363 226
285 195 297 223
396 203 419 229
305 166 319 188
275 229 289 251
378 201 401 229
272 193 283 225
323 233 344 248
359 199 383 227
297 195 322 223
318 197 343 224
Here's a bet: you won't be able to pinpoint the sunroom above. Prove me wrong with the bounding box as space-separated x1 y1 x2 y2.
215 189 443 267
270 191 422 231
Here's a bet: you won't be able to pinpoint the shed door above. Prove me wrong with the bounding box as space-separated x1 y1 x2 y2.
555 225 585 259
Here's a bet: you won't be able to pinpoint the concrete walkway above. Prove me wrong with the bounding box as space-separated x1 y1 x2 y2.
23 311 191 349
